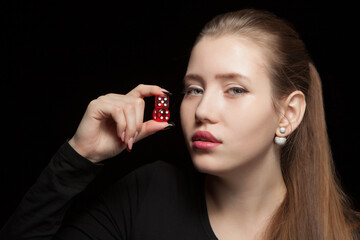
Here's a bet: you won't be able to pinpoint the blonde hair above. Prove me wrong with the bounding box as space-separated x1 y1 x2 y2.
195 9 360 239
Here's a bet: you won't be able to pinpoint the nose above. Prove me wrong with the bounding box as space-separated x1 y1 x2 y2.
195 88 220 124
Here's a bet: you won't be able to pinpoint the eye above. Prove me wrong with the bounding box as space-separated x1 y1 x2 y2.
182 86 248 96
183 86 204 96
227 87 248 95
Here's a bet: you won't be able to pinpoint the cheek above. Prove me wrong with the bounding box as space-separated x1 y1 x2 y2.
226 99 278 149
180 100 192 136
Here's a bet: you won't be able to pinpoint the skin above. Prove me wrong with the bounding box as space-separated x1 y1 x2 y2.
69 34 305 240
180 35 305 239
69 85 170 162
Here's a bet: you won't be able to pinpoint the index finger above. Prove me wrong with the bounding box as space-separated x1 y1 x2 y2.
126 84 168 98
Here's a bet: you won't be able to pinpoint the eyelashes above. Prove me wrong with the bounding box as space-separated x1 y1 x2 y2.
182 86 248 96
227 87 248 95
183 87 203 95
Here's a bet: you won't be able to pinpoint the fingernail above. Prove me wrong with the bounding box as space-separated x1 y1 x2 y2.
121 131 125 142
127 137 134 152
163 122 175 130
162 90 173 96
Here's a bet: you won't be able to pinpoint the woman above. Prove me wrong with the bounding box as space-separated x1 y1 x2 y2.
1 8 359 240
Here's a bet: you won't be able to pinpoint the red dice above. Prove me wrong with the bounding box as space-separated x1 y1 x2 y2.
155 95 169 108
153 95 170 122
153 108 170 121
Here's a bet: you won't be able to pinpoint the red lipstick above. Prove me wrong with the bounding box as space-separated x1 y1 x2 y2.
191 131 222 150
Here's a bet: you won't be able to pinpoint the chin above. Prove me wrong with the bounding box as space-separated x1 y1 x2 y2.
190 154 232 176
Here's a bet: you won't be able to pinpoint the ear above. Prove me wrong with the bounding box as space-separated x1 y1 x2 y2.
276 90 306 137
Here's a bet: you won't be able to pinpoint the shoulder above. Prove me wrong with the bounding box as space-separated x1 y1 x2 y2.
136 160 180 175
100 160 201 207
121 160 203 198
108 160 198 192
128 160 196 187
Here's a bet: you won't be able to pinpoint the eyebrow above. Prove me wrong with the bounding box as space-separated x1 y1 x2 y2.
183 72 249 84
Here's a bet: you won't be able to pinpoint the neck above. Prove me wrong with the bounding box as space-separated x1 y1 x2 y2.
205 149 287 233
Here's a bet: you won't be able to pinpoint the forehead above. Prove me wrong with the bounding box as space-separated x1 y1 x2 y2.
187 35 269 81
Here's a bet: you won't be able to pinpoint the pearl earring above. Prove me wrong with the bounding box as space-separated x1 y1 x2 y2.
279 127 286 134
274 127 287 146
274 136 287 145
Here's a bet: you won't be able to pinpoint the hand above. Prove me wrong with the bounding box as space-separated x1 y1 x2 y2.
68 84 173 163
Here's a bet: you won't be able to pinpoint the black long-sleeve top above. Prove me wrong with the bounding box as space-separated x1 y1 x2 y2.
3 142 359 239
0 142 218 240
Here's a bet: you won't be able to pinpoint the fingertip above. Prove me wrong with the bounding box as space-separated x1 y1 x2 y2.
161 90 173 96
132 85 170 98
162 121 175 130
120 131 125 142
134 131 139 142
142 120 170 134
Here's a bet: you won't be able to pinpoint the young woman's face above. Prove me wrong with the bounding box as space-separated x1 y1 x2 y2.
180 35 280 175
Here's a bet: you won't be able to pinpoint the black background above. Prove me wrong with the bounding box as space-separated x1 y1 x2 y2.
2 0 359 227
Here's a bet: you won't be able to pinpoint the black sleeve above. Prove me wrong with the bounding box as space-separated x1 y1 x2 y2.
54 160 156 240
0 141 104 240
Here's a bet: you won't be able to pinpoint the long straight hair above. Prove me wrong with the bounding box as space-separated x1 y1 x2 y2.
194 9 360 240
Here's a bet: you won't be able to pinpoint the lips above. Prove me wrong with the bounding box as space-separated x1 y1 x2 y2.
191 131 222 143
191 131 222 150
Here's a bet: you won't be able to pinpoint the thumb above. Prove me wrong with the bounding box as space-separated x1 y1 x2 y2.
136 120 175 142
